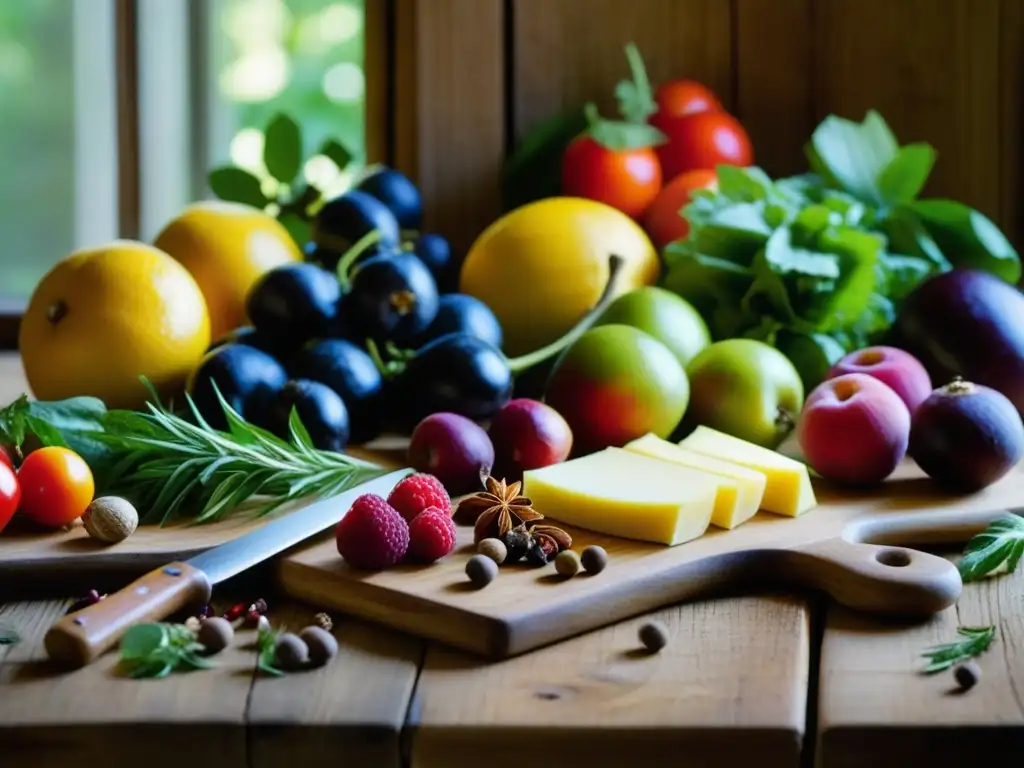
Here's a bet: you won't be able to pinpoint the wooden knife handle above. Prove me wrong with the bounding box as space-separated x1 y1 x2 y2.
786 538 962 615
45 562 212 668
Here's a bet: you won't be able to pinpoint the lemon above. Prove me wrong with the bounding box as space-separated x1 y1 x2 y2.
19 240 211 409
154 201 302 340
459 197 660 356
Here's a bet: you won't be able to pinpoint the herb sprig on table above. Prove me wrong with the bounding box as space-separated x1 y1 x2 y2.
957 514 1024 582
662 110 1021 387
921 626 995 674
0 382 385 525
119 623 215 679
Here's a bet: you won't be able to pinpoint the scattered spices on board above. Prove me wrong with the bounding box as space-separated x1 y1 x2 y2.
581 545 608 574
477 537 507 564
954 660 981 691
466 554 498 587
66 589 103 615
555 550 581 577
300 626 338 667
463 477 543 543
223 603 247 622
921 626 995 673
638 620 669 653
184 616 202 633
197 617 234 654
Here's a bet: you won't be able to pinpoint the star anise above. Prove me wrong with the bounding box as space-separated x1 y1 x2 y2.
528 523 572 555
458 476 544 543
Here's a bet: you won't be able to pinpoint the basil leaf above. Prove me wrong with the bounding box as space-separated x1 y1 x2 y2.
501 108 587 212
875 251 935 302
877 143 936 206
880 208 952 271
25 396 110 469
808 110 899 205
907 199 1021 284
0 395 30 447
263 113 303 185
209 167 270 209
815 227 882 330
121 624 168 660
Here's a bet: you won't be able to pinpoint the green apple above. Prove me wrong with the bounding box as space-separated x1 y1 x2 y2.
685 338 804 448
594 287 711 369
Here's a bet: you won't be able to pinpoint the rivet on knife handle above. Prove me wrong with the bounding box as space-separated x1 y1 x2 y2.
45 561 212 668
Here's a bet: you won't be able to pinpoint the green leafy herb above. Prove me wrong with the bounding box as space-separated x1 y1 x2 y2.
256 624 284 677
660 110 1020 392
921 626 995 674
0 623 20 646
209 167 270 210
84 381 385 525
0 394 110 467
119 622 215 679
958 514 1024 582
263 113 303 186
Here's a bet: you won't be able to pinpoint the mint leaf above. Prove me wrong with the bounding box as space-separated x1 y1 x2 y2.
209 167 270 209
501 108 588 212
662 249 755 339
263 113 303 185
908 199 1021 284
880 207 952 271
877 143 935 206
716 165 774 202
808 110 900 205
876 251 935 302
690 203 773 263
614 42 658 123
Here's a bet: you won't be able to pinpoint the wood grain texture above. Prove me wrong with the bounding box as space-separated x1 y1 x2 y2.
363 0 392 165
511 0 733 143
733 0 814 176
279 460 1024 659
817 557 1024 767
812 0 1002 220
1000 0 1024 252
247 602 423 768
407 594 809 768
392 0 505 254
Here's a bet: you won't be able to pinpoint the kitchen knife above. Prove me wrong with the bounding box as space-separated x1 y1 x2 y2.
44 468 411 668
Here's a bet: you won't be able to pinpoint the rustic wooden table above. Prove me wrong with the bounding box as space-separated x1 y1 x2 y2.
1 353 1022 768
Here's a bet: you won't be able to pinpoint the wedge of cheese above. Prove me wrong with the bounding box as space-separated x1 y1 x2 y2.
522 447 718 546
679 426 816 517
623 433 767 529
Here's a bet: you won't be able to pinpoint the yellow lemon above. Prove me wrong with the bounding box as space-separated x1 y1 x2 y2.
154 201 302 340
459 197 660 356
19 240 211 409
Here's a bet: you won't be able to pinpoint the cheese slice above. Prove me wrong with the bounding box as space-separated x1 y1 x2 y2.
623 433 767 529
522 447 718 546
679 426 816 517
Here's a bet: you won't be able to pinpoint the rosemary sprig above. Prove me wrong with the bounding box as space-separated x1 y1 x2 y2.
256 624 284 677
92 382 385 525
119 622 215 679
921 625 995 674
958 514 1024 582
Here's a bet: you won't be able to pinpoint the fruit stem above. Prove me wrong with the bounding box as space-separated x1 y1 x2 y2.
944 376 974 395
365 338 404 379
46 300 68 326
505 254 626 375
336 229 383 290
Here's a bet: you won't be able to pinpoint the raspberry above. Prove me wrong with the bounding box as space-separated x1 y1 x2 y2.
407 506 458 563
387 473 451 523
335 494 409 570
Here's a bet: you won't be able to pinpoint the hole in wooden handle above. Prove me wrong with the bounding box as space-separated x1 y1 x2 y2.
875 548 912 568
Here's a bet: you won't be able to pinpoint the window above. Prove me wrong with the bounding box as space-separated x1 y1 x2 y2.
0 0 367 314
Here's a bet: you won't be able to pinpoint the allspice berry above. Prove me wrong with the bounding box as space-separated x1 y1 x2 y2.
477 537 507 565
81 496 139 544
300 626 338 667
197 616 234 654
954 660 981 691
580 545 608 574
466 554 498 587
274 633 309 671
638 620 669 653
554 550 581 577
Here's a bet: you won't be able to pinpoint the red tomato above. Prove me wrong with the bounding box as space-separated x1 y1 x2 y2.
0 445 13 470
655 111 754 183
0 462 20 534
17 446 94 529
643 169 719 250
561 136 662 220
653 79 723 120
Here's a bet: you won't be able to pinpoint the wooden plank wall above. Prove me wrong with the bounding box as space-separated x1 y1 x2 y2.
375 0 1024 257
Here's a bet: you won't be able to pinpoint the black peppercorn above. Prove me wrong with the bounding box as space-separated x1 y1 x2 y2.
525 544 549 567
502 529 534 562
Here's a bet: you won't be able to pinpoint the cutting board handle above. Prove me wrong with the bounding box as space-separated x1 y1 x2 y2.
44 561 212 668
786 538 962 615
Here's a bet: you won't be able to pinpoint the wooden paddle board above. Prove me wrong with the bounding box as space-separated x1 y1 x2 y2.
276 454 1024 660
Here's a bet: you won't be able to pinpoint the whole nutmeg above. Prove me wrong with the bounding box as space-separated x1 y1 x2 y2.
554 550 581 577
274 632 309 671
300 626 339 667
477 537 507 564
197 616 234 654
81 496 139 544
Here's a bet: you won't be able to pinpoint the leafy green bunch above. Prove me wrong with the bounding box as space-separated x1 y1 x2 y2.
208 112 356 246
662 110 1021 390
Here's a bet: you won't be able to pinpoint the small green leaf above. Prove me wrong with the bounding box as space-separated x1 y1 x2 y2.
209 167 270 209
279 212 311 248
614 42 657 123
807 110 900 205
921 626 995 674
120 624 168 660
501 107 588 212
907 199 1021 284
881 208 952 271
319 138 353 171
263 113 304 185
958 514 1024 582
0 395 31 447
876 143 936 206
715 166 774 202
585 103 666 151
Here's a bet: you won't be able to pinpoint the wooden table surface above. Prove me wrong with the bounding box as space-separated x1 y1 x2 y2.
1 353 1022 767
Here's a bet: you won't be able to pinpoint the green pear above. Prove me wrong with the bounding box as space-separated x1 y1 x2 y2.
595 287 711 369
685 338 804 448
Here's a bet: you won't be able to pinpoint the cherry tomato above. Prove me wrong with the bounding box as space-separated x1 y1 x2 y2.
17 446 94 529
561 136 662 220
0 462 20 535
643 169 719 250
652 79 723 120
654 111 754 183
0 445 13 470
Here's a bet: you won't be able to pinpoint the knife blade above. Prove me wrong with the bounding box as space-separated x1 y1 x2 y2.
44 468 411 668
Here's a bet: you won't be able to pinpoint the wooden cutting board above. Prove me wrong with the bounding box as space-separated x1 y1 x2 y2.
277 454 1024 660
